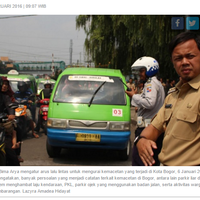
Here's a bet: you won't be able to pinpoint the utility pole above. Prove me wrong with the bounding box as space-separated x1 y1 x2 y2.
69 39 73 66
52 53 54 76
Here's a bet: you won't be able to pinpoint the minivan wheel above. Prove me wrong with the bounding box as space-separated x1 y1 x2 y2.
46 139 61 158
119 140 131 161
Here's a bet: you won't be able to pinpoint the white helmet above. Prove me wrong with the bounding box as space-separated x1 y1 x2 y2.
131 56 159 77
44 80 52 88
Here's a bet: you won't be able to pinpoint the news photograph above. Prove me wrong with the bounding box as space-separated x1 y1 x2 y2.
1 14 200 167
0 1 200 199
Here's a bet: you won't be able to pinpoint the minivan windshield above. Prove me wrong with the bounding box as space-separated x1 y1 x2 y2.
9 81 18 92
8 79 36 93
53 75 126 105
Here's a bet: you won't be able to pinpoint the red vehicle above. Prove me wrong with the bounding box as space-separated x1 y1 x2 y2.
38 98 49 135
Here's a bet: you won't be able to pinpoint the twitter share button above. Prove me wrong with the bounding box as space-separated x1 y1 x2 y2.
186 17 199 30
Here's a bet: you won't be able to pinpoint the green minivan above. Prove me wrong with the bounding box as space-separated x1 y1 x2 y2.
47 68 131 160
1 70 37 94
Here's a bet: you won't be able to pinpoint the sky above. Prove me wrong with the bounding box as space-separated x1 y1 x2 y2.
0 15 86 65
0 1 197 68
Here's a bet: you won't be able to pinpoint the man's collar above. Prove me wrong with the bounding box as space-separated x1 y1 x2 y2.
176 74 200 90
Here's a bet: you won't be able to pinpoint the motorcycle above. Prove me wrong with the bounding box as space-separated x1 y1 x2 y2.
37 98 49 135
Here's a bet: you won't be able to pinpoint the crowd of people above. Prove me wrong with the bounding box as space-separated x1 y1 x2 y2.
0 77 52 166
128 76 177 98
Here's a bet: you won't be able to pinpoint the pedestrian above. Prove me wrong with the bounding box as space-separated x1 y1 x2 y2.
1 77 15 102
165 79 175 96
136 31 200 166
0 76 20 166
134 78 138 87
165 79 170 92
1 77 23 162
158 77 166 89
137 79 145 94
126 56 165 166
126 78 135 90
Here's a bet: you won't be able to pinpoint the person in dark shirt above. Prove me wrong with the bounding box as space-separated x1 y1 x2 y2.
1 77 23 159
39 80 53 99
165 79 175 96
35 81 52 132
0 76 19 166
14 81 39 138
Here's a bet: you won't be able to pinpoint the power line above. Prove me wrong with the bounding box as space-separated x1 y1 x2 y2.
0 15 36 19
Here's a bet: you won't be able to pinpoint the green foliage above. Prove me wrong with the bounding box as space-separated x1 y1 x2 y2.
76 15 200 80
50 69 62 81
0 61 8 74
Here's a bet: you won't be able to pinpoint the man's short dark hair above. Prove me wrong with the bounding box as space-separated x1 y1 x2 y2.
169 31 200 57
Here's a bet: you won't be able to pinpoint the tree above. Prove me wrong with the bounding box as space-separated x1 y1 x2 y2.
0 61 7 74
76 15 200 80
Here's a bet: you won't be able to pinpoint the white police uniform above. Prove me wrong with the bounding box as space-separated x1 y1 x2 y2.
130 56 165 166
131 76 165 125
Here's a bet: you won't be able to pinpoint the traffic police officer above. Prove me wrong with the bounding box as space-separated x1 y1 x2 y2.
126 56 165 166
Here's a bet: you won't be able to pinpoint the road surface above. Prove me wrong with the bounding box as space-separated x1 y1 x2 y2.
20 108 137 166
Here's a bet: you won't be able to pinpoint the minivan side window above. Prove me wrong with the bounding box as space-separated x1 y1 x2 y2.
53 75 126 105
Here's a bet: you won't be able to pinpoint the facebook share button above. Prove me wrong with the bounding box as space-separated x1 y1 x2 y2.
186 17 199 30
171 17 184 30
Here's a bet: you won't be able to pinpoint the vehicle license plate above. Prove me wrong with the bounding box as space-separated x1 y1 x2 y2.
76 133 101 142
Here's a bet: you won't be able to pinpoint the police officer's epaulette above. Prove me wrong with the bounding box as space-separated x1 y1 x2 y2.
167 87 177 94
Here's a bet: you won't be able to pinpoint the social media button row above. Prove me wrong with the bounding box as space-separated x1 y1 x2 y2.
171 17 199 30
